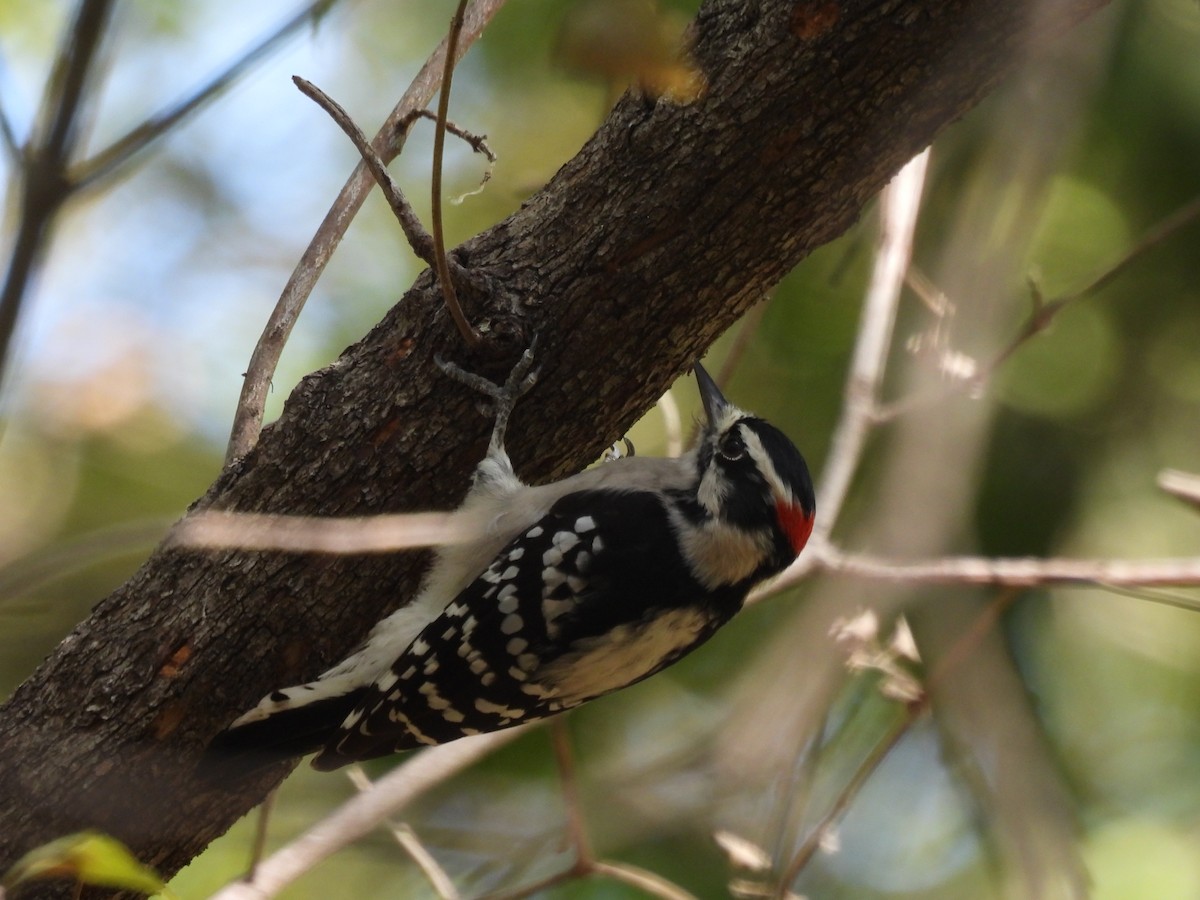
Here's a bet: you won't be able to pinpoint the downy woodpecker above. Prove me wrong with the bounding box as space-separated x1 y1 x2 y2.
205 353 814 772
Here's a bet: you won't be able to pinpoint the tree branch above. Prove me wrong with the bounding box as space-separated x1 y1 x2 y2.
70 0 348 190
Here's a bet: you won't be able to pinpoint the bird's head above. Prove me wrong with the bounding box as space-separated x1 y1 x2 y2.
692 363 815 577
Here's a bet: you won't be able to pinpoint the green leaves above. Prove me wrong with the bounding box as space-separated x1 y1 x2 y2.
3 830 176 898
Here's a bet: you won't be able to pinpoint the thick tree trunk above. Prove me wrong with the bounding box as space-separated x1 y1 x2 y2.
0 0 1108 889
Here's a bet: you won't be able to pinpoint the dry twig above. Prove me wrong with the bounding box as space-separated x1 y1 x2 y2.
226 0 508 462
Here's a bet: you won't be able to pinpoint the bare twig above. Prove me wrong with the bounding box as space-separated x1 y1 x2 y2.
816 547 1200 591
1158 468 1200 511
0 95 19 164
1056 192 1200 305
71 0 346 190
345 768 460 899
208 729 525 900
590 861 699 900
430 0 482 349
170 508 485 553
226 0 507 462
657 390 683 458
293 77 437 265
550 720 593 865
814 149 930 539
293 80 494 282
776 591 1019 894
0 0 116 395
776 710 910 891
480 721 698 900
876 192 1200 423
716 300 771 389
245 789 277 884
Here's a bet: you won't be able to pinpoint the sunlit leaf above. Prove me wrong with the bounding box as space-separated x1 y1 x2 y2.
2 830 176 898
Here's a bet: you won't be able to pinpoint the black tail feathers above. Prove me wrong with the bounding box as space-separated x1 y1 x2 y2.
197 689 365 785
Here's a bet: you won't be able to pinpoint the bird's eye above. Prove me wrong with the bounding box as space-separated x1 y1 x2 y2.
718 437 745 462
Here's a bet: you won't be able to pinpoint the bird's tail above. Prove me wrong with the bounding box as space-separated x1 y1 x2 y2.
197 687 365 783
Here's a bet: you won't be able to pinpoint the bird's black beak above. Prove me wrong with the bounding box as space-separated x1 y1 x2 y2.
694 362 729 424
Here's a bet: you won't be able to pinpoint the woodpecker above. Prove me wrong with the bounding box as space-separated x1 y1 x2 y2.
204 352 814 774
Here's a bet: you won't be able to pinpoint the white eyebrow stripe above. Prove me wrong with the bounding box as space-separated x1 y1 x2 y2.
739 425 793 505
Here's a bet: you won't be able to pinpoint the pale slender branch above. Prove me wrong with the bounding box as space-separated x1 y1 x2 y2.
345 768 460 899
657 390 683 458
169 508 485 554
1158 468 1200 511
430 0 482 349
206 729 525 900
813 149 930 539
392 824 460 900
590 861 699 900
817 547 1200 591
225 0 507 463
715 300 770 388
71 0 346 190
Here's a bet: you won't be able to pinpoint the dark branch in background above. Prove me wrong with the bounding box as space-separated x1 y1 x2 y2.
225 0 508 462
0 92 19 164
873 190 1200 422
0 0 115 399
430 0 483 349
0 0 352 412
70 0 343 190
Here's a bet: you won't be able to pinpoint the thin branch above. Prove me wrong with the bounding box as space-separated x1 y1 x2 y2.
775 710 911 891
876 191 1200 423
0 93 19 164
225 0 508 463
293 77 437 265
392 824 460 900
550 719 593 865
1159 468 1200 511
169 508 485 553
430 0 482 349
657 390 683 458
0 0 116 397
1057 192 1200 305
345 768 460 900
687 299 771 447
817 547 1200 591
293 80 494 281
776 592 1019 894
245 789 277 884
814 148 929 539
71 0 346 190
590 861 699 900
207 729 525 900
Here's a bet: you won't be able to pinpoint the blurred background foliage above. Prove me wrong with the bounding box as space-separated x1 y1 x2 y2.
2 0 1200 897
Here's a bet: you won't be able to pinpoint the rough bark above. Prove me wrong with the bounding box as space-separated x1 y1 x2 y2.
0 0 1109 890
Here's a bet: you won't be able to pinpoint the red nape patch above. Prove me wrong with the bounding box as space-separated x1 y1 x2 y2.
776 500 814 555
